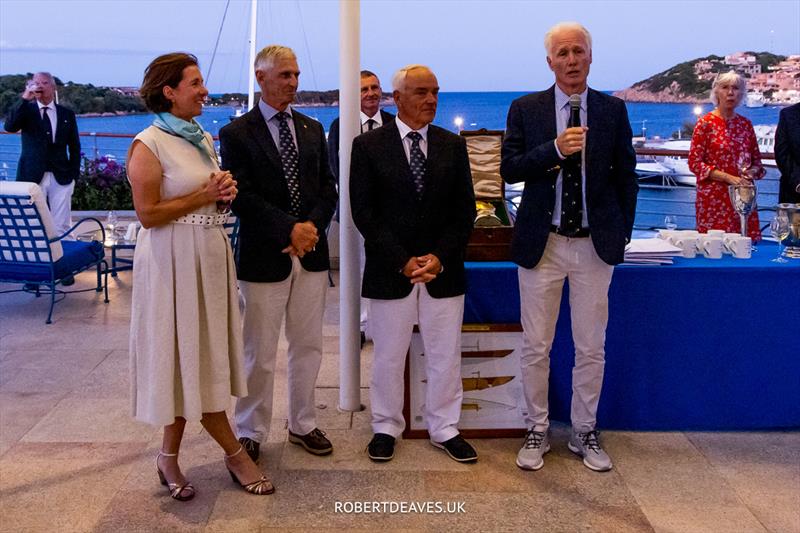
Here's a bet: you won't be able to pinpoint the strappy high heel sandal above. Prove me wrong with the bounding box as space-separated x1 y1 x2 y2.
156 451 195 501
224 445 275 495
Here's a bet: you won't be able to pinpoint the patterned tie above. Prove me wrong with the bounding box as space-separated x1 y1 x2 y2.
41 106 52 144
407 131 426 199
560 103 583 235
276 112 301 216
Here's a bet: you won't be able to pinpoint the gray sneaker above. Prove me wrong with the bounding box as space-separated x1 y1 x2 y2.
516 429 550 470
568 429 613 472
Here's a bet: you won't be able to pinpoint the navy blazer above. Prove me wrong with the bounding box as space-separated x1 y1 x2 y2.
500 86 638 267
3 99 81 185
327 109 395 179
350 121 476 300
775 102 800 204
219 106 338 282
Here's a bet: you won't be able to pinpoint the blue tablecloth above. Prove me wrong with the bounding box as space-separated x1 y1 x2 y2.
464 241 800 430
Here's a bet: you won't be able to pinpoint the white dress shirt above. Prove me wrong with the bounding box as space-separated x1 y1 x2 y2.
37 100 57 143
394 116 429 162
552 85 588 228
360 110 384 132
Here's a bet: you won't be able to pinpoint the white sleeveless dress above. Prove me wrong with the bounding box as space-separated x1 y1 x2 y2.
129 126 246 426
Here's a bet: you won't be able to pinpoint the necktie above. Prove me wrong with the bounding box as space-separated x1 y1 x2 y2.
407 131 426 199
366 119 376 131
41 106 52 143
276 112 301 216
560 103 583 235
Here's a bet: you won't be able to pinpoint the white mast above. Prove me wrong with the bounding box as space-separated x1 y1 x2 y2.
338 0 362 412
247 0 257 110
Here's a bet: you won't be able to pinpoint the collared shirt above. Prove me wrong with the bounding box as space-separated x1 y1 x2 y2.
37 100 56 143
552 85 588 228
395 116 429 163
258 99 298 153
360 110 383 132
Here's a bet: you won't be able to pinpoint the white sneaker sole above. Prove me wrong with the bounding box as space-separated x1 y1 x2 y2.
515 444 550 471
567 442 613 472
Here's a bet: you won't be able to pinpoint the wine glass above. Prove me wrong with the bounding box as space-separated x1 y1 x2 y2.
770 214 790 264
664 215 677 231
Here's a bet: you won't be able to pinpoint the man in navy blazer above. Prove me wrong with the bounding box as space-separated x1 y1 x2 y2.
775 102 800 204
4 72 80 236
350 65 477 464
501 22 638 473
219 45 338 462
327 70 395 344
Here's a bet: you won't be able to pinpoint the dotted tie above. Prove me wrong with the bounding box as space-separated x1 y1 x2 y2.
407 131 426 200
560 103 583 235
276 112 301 216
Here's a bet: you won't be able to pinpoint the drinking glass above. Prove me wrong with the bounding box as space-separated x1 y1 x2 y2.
770 214 790 264
664 215 677 230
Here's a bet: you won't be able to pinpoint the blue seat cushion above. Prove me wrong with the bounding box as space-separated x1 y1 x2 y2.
0 240 104 282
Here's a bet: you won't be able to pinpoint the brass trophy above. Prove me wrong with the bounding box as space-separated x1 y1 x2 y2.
729 182 757 237
474 200 503 227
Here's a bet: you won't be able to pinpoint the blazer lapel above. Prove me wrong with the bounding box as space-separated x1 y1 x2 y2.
420 125 440 205
292 112 310 178
245 108 283 173
586 89 604 184
542 86 557 144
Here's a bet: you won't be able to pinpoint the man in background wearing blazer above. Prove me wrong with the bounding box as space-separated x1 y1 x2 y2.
501 22 638 473
350 65 477 464
775 102 800 204
219 45 338 462
4 72 81 237
328 70 395 346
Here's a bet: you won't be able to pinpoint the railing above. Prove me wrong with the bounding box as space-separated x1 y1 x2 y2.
0 131 785 231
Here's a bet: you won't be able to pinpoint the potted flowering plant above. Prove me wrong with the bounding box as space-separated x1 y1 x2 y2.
72 154 133 210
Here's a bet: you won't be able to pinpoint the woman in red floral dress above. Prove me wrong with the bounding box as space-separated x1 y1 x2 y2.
689 70 764 239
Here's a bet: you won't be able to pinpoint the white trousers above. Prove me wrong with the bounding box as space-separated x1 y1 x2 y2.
518 233 614 433
40 172 74 238
369 284 464 442
235 256 328 442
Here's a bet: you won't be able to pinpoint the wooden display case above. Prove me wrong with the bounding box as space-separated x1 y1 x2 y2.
461 129 513 262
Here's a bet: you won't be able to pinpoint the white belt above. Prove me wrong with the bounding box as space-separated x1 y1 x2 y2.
173 213 229 226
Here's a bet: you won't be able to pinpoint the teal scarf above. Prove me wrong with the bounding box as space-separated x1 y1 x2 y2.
153 112 217 163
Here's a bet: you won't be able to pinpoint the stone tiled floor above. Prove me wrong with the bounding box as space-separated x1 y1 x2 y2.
1 270 798 532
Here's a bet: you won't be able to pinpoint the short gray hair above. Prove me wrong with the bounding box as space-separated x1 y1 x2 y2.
544 22 592 56
254 45 296 72
33 72 55 83
710 70 746 107
391 64 431 92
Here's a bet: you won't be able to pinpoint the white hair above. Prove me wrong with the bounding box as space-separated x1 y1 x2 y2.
33 72 55 83
254 45 296 72
391 64 431 92
544 22 592 56
710 70 746 107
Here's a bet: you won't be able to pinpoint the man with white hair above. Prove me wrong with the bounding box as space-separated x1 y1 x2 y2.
501 22 638 472
219 45 338 462
4 72 81 239
350 64 477 463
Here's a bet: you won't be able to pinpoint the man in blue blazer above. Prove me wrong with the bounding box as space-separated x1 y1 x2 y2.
219 45 338 462
775 102 800 204
4 72 81 237
501 22 638 473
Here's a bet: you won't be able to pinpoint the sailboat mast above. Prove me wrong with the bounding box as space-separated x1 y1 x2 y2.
247 0 257 110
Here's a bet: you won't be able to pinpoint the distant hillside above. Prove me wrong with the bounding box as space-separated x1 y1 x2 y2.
0 74 147 118
614 52 787 103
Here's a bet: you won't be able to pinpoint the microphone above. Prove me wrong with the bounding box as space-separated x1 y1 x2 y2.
568 94 582 128
567 94 582 161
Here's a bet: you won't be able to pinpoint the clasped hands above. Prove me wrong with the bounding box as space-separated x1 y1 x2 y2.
202 171 237 204
283 221 319 257
556 126 588 157
402 254 442 284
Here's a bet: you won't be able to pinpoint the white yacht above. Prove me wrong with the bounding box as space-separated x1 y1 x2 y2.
745 91 766 108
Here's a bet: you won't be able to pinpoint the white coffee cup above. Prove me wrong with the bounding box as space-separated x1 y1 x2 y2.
702 237 724 259
674 235 698 258
707 229 726 238
723 233 740 250
728 236 752 259
658 229 677 240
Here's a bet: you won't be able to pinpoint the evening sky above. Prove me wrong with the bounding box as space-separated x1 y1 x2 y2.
0 0 798 92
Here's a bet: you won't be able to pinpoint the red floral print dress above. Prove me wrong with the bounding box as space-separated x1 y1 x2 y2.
688 112 762 240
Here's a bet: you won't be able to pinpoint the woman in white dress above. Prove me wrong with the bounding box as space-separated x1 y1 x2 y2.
127 53 272 499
